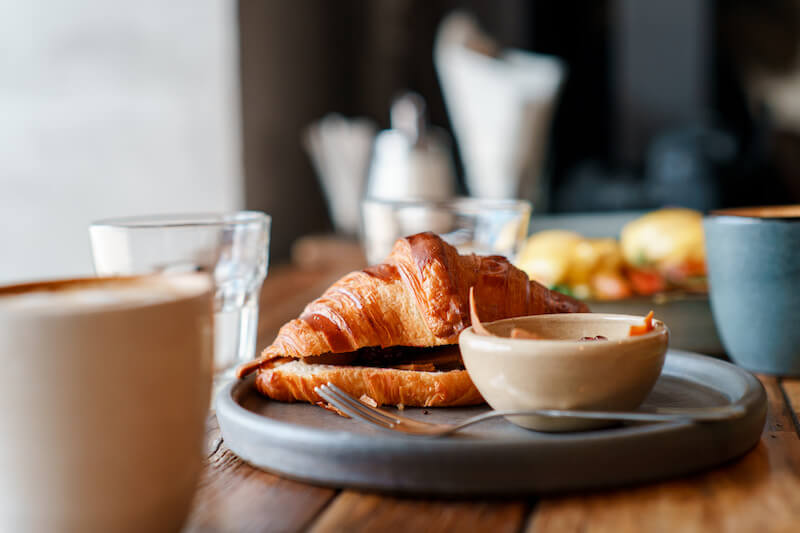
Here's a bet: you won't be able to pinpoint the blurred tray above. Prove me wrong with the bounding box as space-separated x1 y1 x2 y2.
530 212 723 355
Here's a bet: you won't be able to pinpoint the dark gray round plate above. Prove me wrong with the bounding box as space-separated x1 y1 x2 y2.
217 350 766 495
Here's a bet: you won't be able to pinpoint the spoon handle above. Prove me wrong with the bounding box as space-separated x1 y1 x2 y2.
451 404 746 431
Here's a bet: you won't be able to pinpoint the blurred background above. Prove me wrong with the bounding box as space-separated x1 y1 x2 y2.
2 0 800 282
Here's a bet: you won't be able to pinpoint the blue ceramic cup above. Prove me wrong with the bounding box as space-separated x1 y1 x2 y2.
704 206 800 375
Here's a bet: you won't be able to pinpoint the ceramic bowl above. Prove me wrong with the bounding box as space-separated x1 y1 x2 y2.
459 313 669 432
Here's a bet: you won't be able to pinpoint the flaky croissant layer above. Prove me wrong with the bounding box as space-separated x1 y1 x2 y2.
254 359 483 407
238 232 588 378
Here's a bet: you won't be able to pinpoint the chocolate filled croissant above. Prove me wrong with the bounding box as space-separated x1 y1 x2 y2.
238 232 589 407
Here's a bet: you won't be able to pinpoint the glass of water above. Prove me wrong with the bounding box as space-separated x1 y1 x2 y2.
89 212 270 382
361 197 531 264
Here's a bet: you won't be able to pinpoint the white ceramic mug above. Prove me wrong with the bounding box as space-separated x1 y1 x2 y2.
0 275 214 533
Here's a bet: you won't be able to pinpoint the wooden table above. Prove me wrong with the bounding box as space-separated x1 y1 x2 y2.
185 257 800 533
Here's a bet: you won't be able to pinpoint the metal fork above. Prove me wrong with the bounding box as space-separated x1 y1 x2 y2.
314 383 746 437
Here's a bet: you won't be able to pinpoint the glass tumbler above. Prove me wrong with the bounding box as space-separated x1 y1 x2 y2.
89 212 270 381
361 197 531 264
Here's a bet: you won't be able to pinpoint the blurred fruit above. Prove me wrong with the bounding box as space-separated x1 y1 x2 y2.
516 230 583 287
620 208 705 273
517 208 707 299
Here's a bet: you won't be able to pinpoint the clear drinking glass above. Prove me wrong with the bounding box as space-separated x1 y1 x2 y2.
361 197 531 264
89 212 270 381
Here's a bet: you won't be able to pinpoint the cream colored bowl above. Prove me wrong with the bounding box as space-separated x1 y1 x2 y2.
459 313 669 432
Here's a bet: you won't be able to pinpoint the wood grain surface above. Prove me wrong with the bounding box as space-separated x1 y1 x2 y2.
185 241 800 533
527 377 800 533
309 492 528 533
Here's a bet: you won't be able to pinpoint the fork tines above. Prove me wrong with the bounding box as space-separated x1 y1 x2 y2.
315 383 400 429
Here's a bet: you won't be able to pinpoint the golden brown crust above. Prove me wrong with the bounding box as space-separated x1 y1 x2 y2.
254 359 484 407
237 232 588 378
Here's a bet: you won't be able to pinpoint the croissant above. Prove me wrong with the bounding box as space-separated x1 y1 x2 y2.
238 232 588 407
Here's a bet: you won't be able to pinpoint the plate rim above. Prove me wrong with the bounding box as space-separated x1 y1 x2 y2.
216 349 766 493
